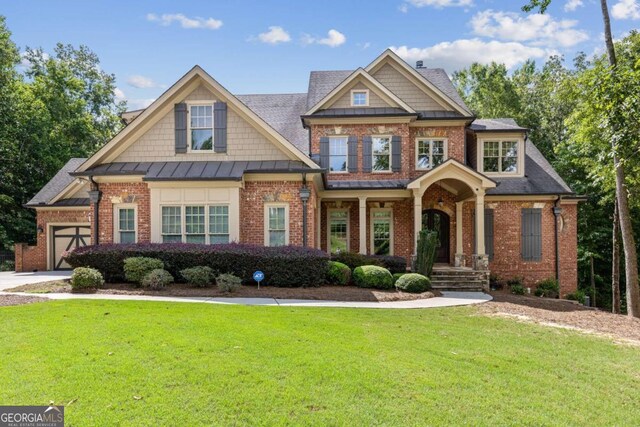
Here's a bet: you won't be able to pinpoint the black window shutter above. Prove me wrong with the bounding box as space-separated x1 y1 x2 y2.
348 135 358 173
174 103 188 153
522 208 542 261
214 102 227 153
319 137 330 169
391 135 402 172
362 136 373 173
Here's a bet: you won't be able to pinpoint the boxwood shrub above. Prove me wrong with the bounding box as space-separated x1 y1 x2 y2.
395 273 430 293
70 267 104 291
124 257 164 284
180 266 215 288
352 265 394 290
331 252 406 274
326 261 351 285
64 243 329 287
141 269 174 290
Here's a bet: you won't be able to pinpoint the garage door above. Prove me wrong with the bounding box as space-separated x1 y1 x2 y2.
51 225 91 270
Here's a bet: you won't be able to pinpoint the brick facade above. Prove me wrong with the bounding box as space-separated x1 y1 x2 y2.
92 182 151 244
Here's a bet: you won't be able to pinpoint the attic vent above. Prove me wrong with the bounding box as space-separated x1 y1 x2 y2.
416 60 424 69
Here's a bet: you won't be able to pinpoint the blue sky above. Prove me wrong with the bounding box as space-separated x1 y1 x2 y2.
4 0 639 109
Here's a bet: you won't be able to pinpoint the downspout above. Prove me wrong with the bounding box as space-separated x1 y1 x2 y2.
299 173 311 247
553 196 563 295
88 176 102 246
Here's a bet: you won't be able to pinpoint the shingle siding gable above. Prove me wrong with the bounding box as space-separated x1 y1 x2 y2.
371 63 443 111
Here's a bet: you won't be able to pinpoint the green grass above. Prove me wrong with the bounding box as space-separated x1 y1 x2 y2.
0 300 639 426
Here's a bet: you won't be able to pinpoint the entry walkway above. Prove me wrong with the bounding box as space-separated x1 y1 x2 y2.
0 271 72 290
0 290 491 309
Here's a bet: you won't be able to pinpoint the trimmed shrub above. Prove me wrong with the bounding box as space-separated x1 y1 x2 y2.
566 290 586 304
217 273 242 293
141 269 173 290
535 278 559 298
326 261 351 285
124 257 164 284
331 252 406 274
392 273 405 284
0 260 15 272
70 267 104 291
180 266 215 288
489 273 504 290
395 273 431 293
65 243 329 287
353 265 394 290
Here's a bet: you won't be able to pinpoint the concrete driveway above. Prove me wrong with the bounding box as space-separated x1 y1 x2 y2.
0 271 71 290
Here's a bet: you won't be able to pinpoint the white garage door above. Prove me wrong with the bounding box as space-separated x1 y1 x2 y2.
51 225 91 270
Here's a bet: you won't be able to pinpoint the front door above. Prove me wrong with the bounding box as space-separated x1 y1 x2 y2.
422 209 450 264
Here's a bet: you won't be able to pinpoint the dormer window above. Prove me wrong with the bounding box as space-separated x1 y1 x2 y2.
189 104 214 150
482 140 520 174
351 90 369 107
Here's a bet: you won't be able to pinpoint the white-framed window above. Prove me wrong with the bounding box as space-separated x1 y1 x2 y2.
328 209 349 253
370 208 393 255
114 205 137 243
161 204 230 244
265 204 289 246
161 206 182 243
416 139 447 170
351 89 369 107
482 140 519 174
329 136 348 173
189 103 214 151
209 205 230 244
372 136 391 172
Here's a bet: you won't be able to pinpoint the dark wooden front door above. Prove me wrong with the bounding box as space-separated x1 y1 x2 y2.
422 209 450 264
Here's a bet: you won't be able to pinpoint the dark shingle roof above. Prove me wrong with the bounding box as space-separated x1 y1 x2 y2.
488 141 573 195
236 93 309 154
326 180 410 190
415 68 470 113
73 160 317 181
26 158 87 206
307 107 414 118
470 118 528 132
417 111 473 120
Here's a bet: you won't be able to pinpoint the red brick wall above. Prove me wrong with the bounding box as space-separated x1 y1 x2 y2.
310 124 466 182
240 181 316 247
15 209 91 272
93 182 151 244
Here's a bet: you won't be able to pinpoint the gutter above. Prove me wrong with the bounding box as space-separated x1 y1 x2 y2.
553 196 563 294
87 176 102 246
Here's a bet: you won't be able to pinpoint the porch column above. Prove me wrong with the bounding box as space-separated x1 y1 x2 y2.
473 189 489 270
413 189 422 255
455 201 464 266
359 196 367 254
316 197 322 249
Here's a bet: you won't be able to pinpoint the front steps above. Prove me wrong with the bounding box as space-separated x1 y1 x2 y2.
431 267 489 292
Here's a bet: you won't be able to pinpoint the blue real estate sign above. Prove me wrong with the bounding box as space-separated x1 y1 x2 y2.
253 270 264 288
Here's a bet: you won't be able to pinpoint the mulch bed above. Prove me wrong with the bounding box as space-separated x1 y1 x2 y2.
0 294 47 307
7 281 438 302
475 291 640 344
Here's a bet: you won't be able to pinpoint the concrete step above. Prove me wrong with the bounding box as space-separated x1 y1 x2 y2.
432 285 485 292
431 275 486 281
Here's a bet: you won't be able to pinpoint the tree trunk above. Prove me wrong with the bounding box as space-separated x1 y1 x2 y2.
612 199 621 314
600 0 640 317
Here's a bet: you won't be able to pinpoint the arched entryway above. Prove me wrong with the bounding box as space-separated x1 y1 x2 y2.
422 209 450 263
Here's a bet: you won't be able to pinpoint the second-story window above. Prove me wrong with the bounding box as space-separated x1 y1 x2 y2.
483 140 518 173
190 105 213 150
372 136 391 172
329 137 348 172
351 90 368 107
417 139 446 169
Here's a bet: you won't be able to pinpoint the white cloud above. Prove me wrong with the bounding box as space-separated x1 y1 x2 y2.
114 87 126 103
403 0 473 9
611 0 640 20
470 10 589 47
126 75 158 89
564 0 584 11
391 39 553 72
257 26 291 44
113 87 155 110
146 13 223 30
302 29 346 47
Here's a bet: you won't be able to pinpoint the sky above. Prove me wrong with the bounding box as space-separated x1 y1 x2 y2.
3 0 639 109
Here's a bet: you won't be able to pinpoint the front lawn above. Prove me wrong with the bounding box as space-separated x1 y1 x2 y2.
0 300 638 425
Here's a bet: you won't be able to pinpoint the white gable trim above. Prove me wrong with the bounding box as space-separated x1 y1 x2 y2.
78 66 319 172
304 68 416 116
407 159 496 193
366 49 471 116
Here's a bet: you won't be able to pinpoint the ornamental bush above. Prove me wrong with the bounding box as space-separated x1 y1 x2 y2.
535 278 559 298
326 261 351 285
124 257 164 284
141 269 174 290
64 243 329 287
352 265 394 290
180 266 215 288
70 267 104 291
331 252 406 274
217 273 242 293
395 273 431 293
392 273 405 284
